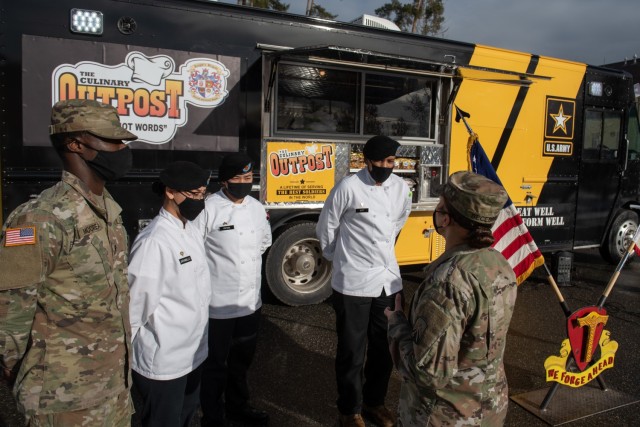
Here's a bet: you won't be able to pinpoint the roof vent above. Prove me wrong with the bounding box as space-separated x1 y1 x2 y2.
351 14 400 31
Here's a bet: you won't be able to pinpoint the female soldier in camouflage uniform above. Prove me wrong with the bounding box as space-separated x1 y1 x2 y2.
386 171 517 427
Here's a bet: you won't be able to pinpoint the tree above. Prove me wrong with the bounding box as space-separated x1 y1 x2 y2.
305 1 337 19
237 0 290 12
375 0 444 36
308 4 337 19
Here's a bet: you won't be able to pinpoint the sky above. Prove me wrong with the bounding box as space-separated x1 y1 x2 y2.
216 0 639 66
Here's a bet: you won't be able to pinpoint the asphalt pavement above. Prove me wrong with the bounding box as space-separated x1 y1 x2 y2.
1 249 639 427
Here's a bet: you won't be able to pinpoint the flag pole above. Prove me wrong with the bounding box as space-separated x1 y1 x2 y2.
596 225 640 309
454 104 569 314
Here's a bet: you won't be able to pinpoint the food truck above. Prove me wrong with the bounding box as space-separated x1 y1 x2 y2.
1 0 638 305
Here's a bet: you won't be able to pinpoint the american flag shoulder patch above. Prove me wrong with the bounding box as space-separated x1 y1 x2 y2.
4 226 37 247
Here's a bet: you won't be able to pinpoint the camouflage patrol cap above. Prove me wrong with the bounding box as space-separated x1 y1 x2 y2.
443 171 508 226
49 99 138 141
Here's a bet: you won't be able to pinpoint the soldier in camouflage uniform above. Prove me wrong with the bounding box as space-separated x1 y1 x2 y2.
385 171 517 427
0 99 138 426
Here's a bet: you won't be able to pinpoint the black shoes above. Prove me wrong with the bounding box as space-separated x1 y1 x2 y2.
362 404 396 427
226 404 270 426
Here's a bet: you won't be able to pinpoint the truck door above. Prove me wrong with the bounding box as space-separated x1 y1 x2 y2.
574 107 624 247
621 102 640 199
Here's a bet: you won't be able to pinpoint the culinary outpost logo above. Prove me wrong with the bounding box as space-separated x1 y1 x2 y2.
52 51 230 144
269 144 335 177
265 142 336 203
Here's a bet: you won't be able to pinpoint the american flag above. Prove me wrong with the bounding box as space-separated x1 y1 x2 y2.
4 226 36 246
468 134 545 285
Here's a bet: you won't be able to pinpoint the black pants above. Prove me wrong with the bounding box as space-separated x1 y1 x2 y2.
332 290 397 415
200 310 261 425
132 365 203 427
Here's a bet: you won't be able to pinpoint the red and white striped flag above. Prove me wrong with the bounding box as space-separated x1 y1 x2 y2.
468 134 544 284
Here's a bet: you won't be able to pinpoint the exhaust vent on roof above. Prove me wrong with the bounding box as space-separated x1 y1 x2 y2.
351 14 400 31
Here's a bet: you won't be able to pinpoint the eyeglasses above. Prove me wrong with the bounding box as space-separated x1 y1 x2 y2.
434 210 449 215
180 190 206 200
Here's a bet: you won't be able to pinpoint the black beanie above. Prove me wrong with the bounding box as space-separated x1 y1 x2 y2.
219 153 254 182
155 161 210 194
362 135 400 160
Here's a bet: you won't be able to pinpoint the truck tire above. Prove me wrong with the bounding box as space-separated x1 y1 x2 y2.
265 221 332 306
600 210 638 264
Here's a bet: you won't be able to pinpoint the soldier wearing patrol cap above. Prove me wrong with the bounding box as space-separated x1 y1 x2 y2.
385 171 517 427
317 135 412 427
128 161 212 427
0 99 137 426
196 152 272 427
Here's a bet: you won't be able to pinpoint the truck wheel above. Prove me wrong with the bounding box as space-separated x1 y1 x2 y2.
265 221 332 306
600 210 638 264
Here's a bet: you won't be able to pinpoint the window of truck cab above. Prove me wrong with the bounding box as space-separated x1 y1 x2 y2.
582 109 623 161
627 103 640 162
275 62 438 141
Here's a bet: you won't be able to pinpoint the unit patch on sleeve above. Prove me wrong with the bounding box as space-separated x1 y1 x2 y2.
4 226 36 246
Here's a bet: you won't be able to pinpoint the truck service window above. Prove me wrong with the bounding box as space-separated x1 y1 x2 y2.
276 64 359 133
364 74 435 138
275 63 438 139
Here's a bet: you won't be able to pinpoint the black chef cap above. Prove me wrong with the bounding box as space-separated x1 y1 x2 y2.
219 152 254 182
153 161 210 195
362 135 401 161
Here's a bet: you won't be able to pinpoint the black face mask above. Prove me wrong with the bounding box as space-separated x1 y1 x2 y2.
178 197 205 221
369 164 394 183
226 182 253 199
86 146 133 181
432 210 448 235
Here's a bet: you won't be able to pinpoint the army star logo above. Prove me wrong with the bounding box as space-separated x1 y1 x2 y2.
550 104 572 134
545 97 575 140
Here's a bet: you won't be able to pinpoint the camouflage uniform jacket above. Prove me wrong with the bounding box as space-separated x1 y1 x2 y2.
0 171 132 416
387 244 517 426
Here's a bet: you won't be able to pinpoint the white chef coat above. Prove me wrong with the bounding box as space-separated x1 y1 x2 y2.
316 168 411 297
196 190 272 319
128 208 211 381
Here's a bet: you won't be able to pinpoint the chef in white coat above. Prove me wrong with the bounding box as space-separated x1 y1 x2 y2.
317 135 411 427
128 161 212 427
197 153 272 427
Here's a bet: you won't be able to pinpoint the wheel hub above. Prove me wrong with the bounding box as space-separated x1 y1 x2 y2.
287 251 316 276
616 220 637 256
283 242 319 281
